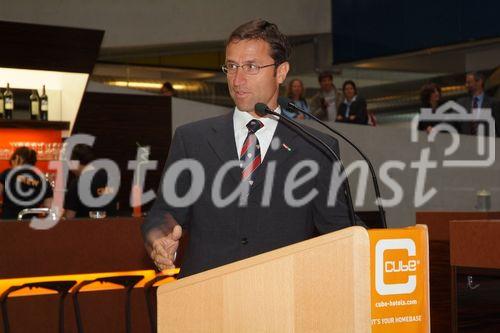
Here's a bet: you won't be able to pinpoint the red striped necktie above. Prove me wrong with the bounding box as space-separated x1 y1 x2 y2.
240 119 264 181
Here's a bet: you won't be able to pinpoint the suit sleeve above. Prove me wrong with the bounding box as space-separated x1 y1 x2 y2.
357 98 368 125
336 104 345 121
311 136 355 234
456 97 470 134
309 93 325 119
493 98 500 138
141 128 193 242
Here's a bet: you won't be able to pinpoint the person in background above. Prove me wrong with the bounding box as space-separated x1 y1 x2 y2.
160 82 178 97
336 80 368 125
418 83 443 133
283 78 310 119
63 144 117 219
0 147 53 220
309 71 343 121
367 108 377 127
457 72 500 137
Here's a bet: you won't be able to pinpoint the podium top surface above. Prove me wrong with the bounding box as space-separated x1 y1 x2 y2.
158 226 369 293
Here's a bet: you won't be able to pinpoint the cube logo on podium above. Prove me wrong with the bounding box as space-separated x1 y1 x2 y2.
369 225 430 333
375 238 418 295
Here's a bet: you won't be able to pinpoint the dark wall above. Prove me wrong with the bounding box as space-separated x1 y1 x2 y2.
72 92 172 213
332 0 500 64
0 20 103 73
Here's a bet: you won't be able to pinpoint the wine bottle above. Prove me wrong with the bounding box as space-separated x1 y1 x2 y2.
0 88 4 119
40 85 48 121
4 83 13 120
30 89 40 120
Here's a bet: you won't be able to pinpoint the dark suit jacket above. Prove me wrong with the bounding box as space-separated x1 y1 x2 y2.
142 112 352 278
457 94 500 137
417 102 460 132
336 97 368 125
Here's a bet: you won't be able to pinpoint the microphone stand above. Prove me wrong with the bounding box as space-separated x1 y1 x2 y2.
255 103 357 227
281 98 387 228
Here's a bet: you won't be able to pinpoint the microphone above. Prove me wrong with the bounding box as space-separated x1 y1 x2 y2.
278 96 387 228
254 102 357 227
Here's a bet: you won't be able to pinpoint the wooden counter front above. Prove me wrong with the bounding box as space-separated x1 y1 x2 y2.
0 217 153 279
416 212 500 333
449 220 500 333
0 217 163 332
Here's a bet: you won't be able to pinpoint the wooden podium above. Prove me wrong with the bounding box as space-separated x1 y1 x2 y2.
157 226 371 332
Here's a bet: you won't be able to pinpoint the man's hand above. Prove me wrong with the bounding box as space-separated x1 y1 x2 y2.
150 224 182 270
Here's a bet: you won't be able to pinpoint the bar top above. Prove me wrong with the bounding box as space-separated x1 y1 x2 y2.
416 211 500 241
450 220 500 269
0 119 70 130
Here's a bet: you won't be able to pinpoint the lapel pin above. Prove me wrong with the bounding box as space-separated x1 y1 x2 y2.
282 143 292 152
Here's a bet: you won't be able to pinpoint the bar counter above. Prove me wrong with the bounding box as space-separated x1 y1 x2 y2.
0 217 176 332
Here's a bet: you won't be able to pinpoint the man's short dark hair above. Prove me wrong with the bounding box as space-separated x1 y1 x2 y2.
162 82 174 91
468 71 485 81
467 71 486 87
318 71 333 82
226 19 291 65
11 147 37 165
71 144 95 166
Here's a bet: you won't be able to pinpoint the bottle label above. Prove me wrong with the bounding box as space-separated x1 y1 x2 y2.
31 101 40 115
41 100 48 111
0 100 4 113
5 98 13 110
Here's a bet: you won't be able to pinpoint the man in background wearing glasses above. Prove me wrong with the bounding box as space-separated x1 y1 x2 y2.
142 19 351 278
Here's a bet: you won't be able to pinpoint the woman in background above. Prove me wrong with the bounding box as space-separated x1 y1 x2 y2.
284 79 310 119
418 82 443 133
336 80 368 125
0 147 53 219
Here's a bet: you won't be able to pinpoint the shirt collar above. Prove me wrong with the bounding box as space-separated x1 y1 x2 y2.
475 93 484 102
344 95 357 104
233 105 281 131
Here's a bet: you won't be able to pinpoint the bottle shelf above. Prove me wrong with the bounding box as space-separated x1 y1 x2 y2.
0 119 69 130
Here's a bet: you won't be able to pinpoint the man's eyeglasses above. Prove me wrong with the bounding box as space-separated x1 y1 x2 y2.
221 62 276 75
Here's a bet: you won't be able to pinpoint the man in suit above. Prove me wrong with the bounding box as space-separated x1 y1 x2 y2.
142 19 352 278
309 71 343 121
457 72 500 137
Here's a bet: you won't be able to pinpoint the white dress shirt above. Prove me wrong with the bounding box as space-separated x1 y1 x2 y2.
233 106 281 160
